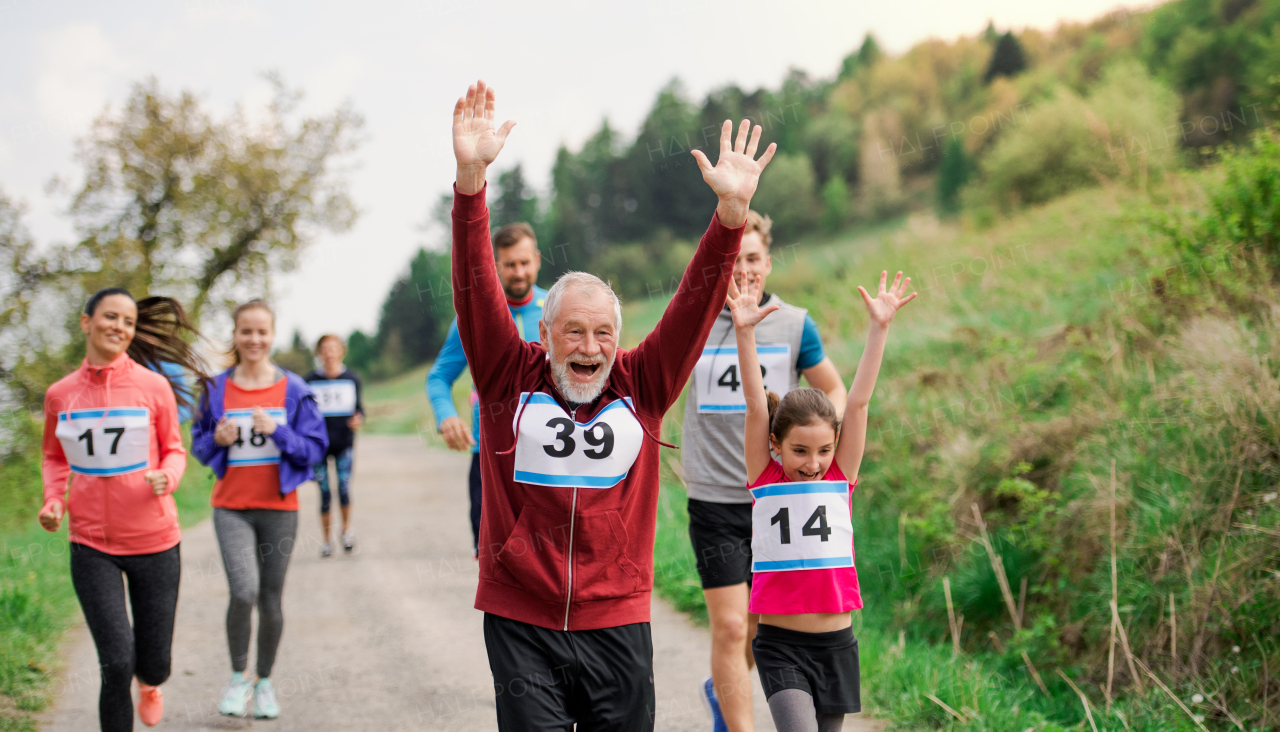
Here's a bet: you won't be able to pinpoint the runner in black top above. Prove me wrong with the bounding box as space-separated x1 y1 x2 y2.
304 334 365 557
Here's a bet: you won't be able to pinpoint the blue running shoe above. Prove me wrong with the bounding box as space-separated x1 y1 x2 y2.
701 676 729 732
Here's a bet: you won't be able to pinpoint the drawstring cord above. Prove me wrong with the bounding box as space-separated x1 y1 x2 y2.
495 392 533 456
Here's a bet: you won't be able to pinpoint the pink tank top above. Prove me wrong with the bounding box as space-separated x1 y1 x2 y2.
748 459 863 615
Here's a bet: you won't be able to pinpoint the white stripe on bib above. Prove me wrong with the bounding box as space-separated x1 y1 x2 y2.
511 392 644 489
750 480 853 572
56 407 151 477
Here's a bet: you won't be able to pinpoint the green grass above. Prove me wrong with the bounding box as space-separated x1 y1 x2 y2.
0 423 215 731
648 179 1280 729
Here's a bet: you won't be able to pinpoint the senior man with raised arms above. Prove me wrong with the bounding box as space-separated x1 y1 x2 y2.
447 79 776 732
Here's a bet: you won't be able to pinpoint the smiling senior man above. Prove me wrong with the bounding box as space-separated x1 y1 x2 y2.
448 79 775 732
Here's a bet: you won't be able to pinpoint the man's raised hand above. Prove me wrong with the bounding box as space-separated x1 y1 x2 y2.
691 120 777 228
453 80 516 194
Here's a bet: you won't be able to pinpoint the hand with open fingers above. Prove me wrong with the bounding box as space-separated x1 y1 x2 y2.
144 470 169 496
858 270 918 328
453 79 516 193
252 407 278 436
38 499 63 532
726 273 781 331
691 120 777 227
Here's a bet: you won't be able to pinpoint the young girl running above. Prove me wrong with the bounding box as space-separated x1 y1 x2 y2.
303 334 364 557
40 288 209 731
728 271 914 732
192 300 328 720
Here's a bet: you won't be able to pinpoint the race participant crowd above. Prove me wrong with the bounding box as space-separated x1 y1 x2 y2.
36 79 915 732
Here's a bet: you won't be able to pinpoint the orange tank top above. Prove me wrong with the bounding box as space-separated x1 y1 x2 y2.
210 376 299 511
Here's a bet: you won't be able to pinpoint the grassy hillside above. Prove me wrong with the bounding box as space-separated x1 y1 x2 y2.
650 170 1278 729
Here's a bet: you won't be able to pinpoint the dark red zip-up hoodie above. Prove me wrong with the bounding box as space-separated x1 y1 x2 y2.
453 185 742 631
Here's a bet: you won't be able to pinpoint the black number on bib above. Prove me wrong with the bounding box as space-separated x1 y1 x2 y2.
104 427 125 455
250 429 267 447
583 423 614 459
760 365 767 378
717 365 741 392
771 507 791 544
543 418 576 458
78 428 94 456
232 427 245 449
802 505 832 542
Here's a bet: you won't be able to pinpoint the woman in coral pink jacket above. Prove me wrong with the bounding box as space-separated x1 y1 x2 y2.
40 288 209 732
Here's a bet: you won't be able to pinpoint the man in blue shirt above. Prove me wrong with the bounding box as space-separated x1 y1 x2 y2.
426 221 545 556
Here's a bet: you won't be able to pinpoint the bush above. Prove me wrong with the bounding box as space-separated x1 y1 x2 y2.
751 153 820 240
820 175 851 232
968 61 1180 212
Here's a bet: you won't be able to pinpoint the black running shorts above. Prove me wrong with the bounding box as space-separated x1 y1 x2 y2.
483 613 655 732
752 623 861 715
687 498 753 589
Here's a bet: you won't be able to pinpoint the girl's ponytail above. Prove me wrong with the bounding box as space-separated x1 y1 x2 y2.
128 296 211 410
766 388 781 431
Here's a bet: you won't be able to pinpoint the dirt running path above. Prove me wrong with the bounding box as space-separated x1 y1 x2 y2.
42 435 880 731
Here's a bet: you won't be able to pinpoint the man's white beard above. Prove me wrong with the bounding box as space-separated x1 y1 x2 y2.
548 342 614 405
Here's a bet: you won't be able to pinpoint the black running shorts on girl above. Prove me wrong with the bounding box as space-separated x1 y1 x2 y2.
752 623 861 715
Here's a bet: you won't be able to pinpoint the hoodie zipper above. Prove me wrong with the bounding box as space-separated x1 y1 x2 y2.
563 486 577 630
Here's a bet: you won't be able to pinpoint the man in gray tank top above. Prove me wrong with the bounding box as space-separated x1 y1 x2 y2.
681 210 846 732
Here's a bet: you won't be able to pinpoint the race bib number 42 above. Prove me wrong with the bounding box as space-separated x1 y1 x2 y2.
512 392 644 489
225 408 287 467
310 380 357 417
694 344 792 413
56 407 151 477
750 481 853 572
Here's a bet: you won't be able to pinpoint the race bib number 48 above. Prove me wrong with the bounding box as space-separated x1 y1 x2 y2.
750 481 853 572
225 408 287 467
512 392 644 489
56 408 151 477
694 344 792 413
310 380 357 417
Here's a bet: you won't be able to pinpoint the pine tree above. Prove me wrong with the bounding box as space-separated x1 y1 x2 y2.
984 32 1028 83
936 138 972 216
838 34 882 80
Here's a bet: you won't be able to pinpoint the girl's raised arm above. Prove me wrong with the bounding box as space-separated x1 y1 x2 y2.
835 270 916 483
728 274 780 484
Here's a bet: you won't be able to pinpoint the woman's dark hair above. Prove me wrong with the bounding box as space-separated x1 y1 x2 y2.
766 387 841 443
84 287 211 410
226 299 276 366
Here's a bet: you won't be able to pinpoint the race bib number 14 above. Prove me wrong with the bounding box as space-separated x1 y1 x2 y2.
512 392 644 489
750 480 853 572
225 408 287 466
694 344 792 413
56 407 151 477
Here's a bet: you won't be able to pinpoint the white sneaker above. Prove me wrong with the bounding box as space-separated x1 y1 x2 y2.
253 677 279 719
320 542 333 558
218 672 252 716
342 531 355 553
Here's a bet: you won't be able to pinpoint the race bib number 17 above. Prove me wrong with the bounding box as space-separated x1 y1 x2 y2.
56 408 151 477
225 408 287 466
750 481 853 572
694 344 792 413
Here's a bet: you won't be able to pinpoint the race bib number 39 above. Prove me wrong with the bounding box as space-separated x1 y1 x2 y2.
694 345 792 413
310 380 357 417
750 481 853 572
512 392 644 489
56 408 151 477
225 408 287 467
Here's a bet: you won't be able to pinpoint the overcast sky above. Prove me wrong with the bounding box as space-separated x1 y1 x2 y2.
1 0 1145 346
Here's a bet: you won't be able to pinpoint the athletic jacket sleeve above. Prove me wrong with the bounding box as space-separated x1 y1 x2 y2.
354 372 364 417
40 394 70 510
152 377 187 495
628 212 743 417
271 390 329 468
426 319 468 428
451 185 532 402
190 387 221 466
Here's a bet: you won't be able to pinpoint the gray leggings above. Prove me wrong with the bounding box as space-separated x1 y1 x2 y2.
213 508 298 678
767 689 845 732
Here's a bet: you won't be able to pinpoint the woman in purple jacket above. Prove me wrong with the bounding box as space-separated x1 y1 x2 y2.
192 300 327 720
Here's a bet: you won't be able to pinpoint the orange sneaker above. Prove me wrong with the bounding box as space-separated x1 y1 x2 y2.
137 681 163 726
